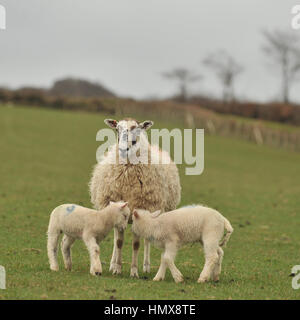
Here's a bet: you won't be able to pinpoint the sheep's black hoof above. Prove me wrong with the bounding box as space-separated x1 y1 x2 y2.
95 272 102 276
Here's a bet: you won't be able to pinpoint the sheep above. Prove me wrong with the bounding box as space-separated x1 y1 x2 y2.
131 205 233 283
89 118 181 278
47 201 130 276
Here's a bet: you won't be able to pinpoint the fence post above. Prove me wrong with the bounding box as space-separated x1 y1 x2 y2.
253 126 263 145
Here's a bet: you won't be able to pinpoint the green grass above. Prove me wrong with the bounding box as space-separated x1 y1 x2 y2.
0 104 300 300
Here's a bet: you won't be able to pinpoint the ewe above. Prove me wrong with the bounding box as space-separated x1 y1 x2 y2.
131 205 233 283
47 201 130 276
89 118 181 278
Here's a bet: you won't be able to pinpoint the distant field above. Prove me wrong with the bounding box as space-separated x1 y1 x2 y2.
223 113 300 134
0 104 299 299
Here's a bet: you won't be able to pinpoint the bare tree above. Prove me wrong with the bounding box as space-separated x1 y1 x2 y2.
162 68 202 102
203 50 243 103
262 30 300 104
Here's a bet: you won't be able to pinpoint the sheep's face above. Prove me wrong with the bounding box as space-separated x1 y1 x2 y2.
109 201 130 232
104 118 153 160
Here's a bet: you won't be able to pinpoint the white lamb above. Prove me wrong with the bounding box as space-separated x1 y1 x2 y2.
47 201 130 276
131 205 233 283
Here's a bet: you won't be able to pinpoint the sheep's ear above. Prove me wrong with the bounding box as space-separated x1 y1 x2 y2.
120 202 128 209
109 201 115 205
139 120 153 131
133 210 139 218
104 119 118 129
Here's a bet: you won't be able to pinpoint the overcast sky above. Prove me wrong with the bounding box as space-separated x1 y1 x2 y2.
0 0 299 102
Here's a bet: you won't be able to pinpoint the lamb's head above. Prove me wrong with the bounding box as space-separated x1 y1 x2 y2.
109 201 130 232
131 209 148 236
131 208 161 235
104 118 153 160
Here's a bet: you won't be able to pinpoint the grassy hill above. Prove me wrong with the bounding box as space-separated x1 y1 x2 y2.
0 105 299 299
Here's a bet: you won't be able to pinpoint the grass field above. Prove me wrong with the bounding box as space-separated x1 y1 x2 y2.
0 104 300 300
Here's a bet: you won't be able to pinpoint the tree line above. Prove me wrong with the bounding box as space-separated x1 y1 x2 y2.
162 30 300 104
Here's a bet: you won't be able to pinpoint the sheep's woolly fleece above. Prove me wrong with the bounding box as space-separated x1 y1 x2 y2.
89 143 181 215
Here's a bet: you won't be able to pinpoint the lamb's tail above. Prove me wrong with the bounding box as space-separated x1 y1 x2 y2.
220 217 233 247
47 209 62 271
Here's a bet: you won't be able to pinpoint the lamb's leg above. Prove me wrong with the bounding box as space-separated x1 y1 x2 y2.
162 243 183 283
61 235 75 271
130 233 140 278
111 229 124 275
83 235 102 276
143 239 151 273
109 228 118 272
47 230 61 271
153 252 167 281
198 239 219 283
211 247 224 282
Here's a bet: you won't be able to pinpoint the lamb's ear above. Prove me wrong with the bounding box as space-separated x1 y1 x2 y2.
151 210 161 218
104 119 118 129
120 202 128 209
139 120 153 131
133 210 139 218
